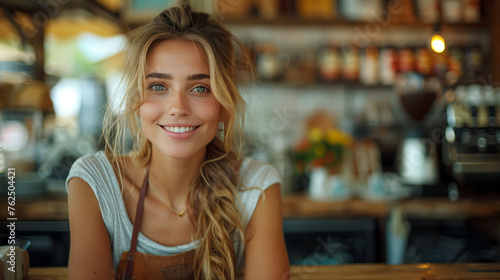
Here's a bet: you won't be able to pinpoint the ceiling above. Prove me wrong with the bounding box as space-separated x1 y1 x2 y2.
0 0 211 39
0 0 127 39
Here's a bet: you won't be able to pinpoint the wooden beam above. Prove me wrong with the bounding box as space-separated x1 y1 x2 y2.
26 24 45 81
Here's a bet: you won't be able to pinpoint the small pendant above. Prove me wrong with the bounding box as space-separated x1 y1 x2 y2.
178 211 184 217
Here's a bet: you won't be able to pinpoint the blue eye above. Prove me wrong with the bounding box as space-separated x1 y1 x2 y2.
193 86 210 93
150 84 166 91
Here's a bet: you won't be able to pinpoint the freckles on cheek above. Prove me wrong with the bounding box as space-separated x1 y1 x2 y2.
206 99 222 120
139 102 161 126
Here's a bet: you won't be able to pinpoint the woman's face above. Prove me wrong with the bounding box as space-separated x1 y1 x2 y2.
140 39 221 160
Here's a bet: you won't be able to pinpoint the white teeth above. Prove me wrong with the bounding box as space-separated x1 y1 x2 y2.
163 126 197 133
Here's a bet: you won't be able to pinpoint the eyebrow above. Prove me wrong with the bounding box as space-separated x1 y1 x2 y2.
145 73 210 81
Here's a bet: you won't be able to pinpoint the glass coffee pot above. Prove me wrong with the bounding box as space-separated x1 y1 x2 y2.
396 72 442 186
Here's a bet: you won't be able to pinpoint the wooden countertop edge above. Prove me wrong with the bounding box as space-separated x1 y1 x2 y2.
3 195 500 221
27 263 500 279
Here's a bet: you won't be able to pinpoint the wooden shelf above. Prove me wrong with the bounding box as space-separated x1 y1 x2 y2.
224 17 490 30
282 194 500 220
252 81 395 90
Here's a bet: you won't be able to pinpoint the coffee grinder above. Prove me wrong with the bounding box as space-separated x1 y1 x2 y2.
396 72 441 186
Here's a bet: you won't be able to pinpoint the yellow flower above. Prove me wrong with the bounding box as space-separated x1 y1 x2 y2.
314 144 326 157
308 128 323 143
326 130 352 146
326 130 342 144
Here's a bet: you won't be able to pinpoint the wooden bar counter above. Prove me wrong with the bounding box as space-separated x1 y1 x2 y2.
27 263 500 279
5 194 500 221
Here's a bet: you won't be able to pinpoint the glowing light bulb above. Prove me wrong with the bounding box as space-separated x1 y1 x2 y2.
431 34 445 53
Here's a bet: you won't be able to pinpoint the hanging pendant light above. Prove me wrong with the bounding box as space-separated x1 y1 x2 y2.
431 24 445 53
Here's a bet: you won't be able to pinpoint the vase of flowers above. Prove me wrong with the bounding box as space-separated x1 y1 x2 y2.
308 166 329 199
291 127 352 199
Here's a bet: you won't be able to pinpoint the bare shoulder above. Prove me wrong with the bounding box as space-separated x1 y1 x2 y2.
244 183 290 279
67 178 115 279
245 183 283 240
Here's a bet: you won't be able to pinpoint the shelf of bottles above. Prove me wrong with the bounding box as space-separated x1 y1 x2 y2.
220 0 489 88
250 42 484 88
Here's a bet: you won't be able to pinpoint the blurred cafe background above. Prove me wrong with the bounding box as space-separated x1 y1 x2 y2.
1 0 500 268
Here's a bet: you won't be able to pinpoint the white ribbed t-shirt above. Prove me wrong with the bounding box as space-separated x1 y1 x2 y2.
66 151 281 269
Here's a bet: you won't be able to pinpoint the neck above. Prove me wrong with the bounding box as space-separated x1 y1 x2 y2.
148 146 206 204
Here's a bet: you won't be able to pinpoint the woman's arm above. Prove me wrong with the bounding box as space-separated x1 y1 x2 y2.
244 183 290 280
67 177 115 280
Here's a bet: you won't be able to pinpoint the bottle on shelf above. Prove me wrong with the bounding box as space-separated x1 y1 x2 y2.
360 44 379 85
378 46 398 85
278 0 296 17
415 0 439 23
318 43 342 83
415 46 433 77
341 44 360 83
296 0 336 20
255 43 283 81
446 46 464 86
398 46 416 74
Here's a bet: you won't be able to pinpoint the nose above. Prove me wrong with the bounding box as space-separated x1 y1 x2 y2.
168 91 190 117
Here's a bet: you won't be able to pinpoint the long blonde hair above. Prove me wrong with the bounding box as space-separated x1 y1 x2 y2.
101 4 253 279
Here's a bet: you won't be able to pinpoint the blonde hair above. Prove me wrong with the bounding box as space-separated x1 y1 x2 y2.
102 4 253 279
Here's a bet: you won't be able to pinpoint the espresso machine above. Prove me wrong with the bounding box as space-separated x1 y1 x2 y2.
442 76 500 193
396 72 441 186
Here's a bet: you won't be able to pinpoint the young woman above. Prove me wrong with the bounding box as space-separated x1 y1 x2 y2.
66 4 289 280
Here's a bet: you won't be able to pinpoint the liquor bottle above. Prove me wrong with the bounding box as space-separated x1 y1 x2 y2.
379 46 398 85
360 44 379 85
447 46 464 86
341 44 360 83
318 44 341 83
415 46 433 77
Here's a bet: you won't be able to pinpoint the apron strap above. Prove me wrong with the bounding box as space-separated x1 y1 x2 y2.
124 167 150 278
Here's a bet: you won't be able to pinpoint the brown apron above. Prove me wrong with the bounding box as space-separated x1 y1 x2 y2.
116 168 196 280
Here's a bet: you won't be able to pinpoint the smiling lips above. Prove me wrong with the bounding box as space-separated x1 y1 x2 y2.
159 124 200 139
161 125 198 133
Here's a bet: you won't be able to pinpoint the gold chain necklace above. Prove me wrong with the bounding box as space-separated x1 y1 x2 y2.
148 179 187 217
